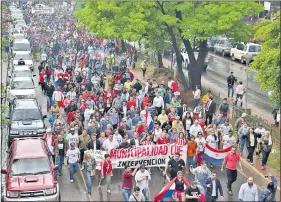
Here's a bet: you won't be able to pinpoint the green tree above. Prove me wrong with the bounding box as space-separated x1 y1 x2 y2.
250 11 280 104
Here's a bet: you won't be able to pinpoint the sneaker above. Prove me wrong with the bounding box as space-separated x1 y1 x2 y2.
107 190 111 195
250 162 253 165
70 179 74 183
228 190 233 195
261 165 265 170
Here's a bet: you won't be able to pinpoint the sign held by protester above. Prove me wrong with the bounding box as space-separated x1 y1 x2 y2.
87 144 187 170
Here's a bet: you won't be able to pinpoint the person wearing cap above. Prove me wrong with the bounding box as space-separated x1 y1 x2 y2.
99 154 113 194
185 180 201 202
135 165 151 201
66 142 80 183
222 130 236 149
66 127 79 149
227 72 237 98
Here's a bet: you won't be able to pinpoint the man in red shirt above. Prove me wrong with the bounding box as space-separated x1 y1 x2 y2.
99 154 113 194
121 165 138 201
157 132 170 145
221 147 243 196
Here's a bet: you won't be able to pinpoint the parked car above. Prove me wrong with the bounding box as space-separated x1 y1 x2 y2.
13 52 34 71
213 39 232 56
181 48 210 71
6 99 47 142
231 42 262 64
13 33 26 40
7 77 37 102
1 138 60 201
12 38 31 56
9 65 35 78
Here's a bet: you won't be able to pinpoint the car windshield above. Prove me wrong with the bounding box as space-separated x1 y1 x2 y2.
13 70 32 77
13 43 31 51
11 80 34 89
14 54 31 60
249 45 261 52
10 158 50 176
12 108 41 121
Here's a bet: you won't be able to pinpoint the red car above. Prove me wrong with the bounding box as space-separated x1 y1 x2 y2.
1 138 60 201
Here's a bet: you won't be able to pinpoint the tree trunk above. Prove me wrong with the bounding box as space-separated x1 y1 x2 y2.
157 51 164 68
120 39 126 52
166 26 189 91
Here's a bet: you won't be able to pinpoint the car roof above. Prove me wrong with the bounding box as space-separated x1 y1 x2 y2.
247 43 261 46
14 39 30 43
12 77 33 81
12 138 47 159
14 99 38 109
13 66 31 71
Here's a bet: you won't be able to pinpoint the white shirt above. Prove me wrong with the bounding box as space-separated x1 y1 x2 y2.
193 89 201 99
84 109 94 122
195 137 206 152
113 134 123 145
206 135 218 149
66 148 79 164
236 84 245 95
238 183 259 202
168 80 174 89
66 133 79 147
185 119 192 130
134 138 140 147
122 106 127 118
52 90 64 101
222 135 236 149
154 128 162 139
66 91 76 100
153 96 164 108
189 124 203 137
102 139 119 151
135 170 151 191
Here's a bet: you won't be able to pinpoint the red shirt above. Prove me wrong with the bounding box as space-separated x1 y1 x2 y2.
127 100 136 109
104 92 114 101
171 81 179 92
157 137 170 145
224 152 240 170
122 170 134 189
136 125 144 135
82 92 90 100
67 111 76 124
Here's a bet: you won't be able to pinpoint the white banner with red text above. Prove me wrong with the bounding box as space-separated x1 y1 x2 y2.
86 144 187 170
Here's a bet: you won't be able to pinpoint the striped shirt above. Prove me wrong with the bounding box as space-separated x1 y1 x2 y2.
174 138 187 146
142 140 154 145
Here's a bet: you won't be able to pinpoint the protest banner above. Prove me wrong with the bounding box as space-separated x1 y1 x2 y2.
86 144 187 170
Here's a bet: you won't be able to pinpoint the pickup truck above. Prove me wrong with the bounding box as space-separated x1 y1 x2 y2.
181 48 210 71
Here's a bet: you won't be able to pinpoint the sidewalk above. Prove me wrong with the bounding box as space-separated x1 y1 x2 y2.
127 56 280 196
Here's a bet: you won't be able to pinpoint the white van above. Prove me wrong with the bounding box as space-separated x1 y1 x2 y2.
12 39 31 55
231 43 262 64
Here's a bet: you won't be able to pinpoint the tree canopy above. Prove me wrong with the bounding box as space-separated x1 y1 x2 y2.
250 11 280 105
74 1 263 90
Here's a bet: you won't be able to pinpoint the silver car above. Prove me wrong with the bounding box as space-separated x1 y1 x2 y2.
13 52 34 71
9 65 35 78
213 40 232 56
7 77 37 102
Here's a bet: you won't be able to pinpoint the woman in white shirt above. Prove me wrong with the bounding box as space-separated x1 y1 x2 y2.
235 81 245 107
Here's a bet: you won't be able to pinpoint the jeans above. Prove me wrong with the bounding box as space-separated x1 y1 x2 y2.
47 96 53 109
121 188 132 202
55 154 64 176
80 149 86 164
247 146 255 163
84 169 92 193
187 156 196 168
228 85 234 97
262 150 271 166
99 175 111 190
69 161 78 180
226 168 237 191
193 99 200 108
142 187 150 201
239 137 248 156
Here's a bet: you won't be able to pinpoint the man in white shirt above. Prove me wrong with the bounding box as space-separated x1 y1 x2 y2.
66 128 79 148
113 130 123 145
52 86 64 106
189 120 203 138
222 130 236 149
153 92 164 115
66 142 80 182
135 165 151 201
238 177 258 202
66 88 76 101
102 134 119 151
206 133 218 149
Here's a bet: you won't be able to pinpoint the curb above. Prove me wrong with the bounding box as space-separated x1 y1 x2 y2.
240 157 281 191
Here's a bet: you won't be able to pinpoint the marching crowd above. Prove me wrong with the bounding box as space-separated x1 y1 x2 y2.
11 3 278 202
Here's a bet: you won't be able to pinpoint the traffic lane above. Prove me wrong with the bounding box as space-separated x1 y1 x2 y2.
57 165 89 201
90 166 248 201
208 53 266 95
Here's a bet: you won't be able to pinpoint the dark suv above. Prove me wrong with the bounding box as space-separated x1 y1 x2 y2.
1 138 60 201
6 99 47 144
